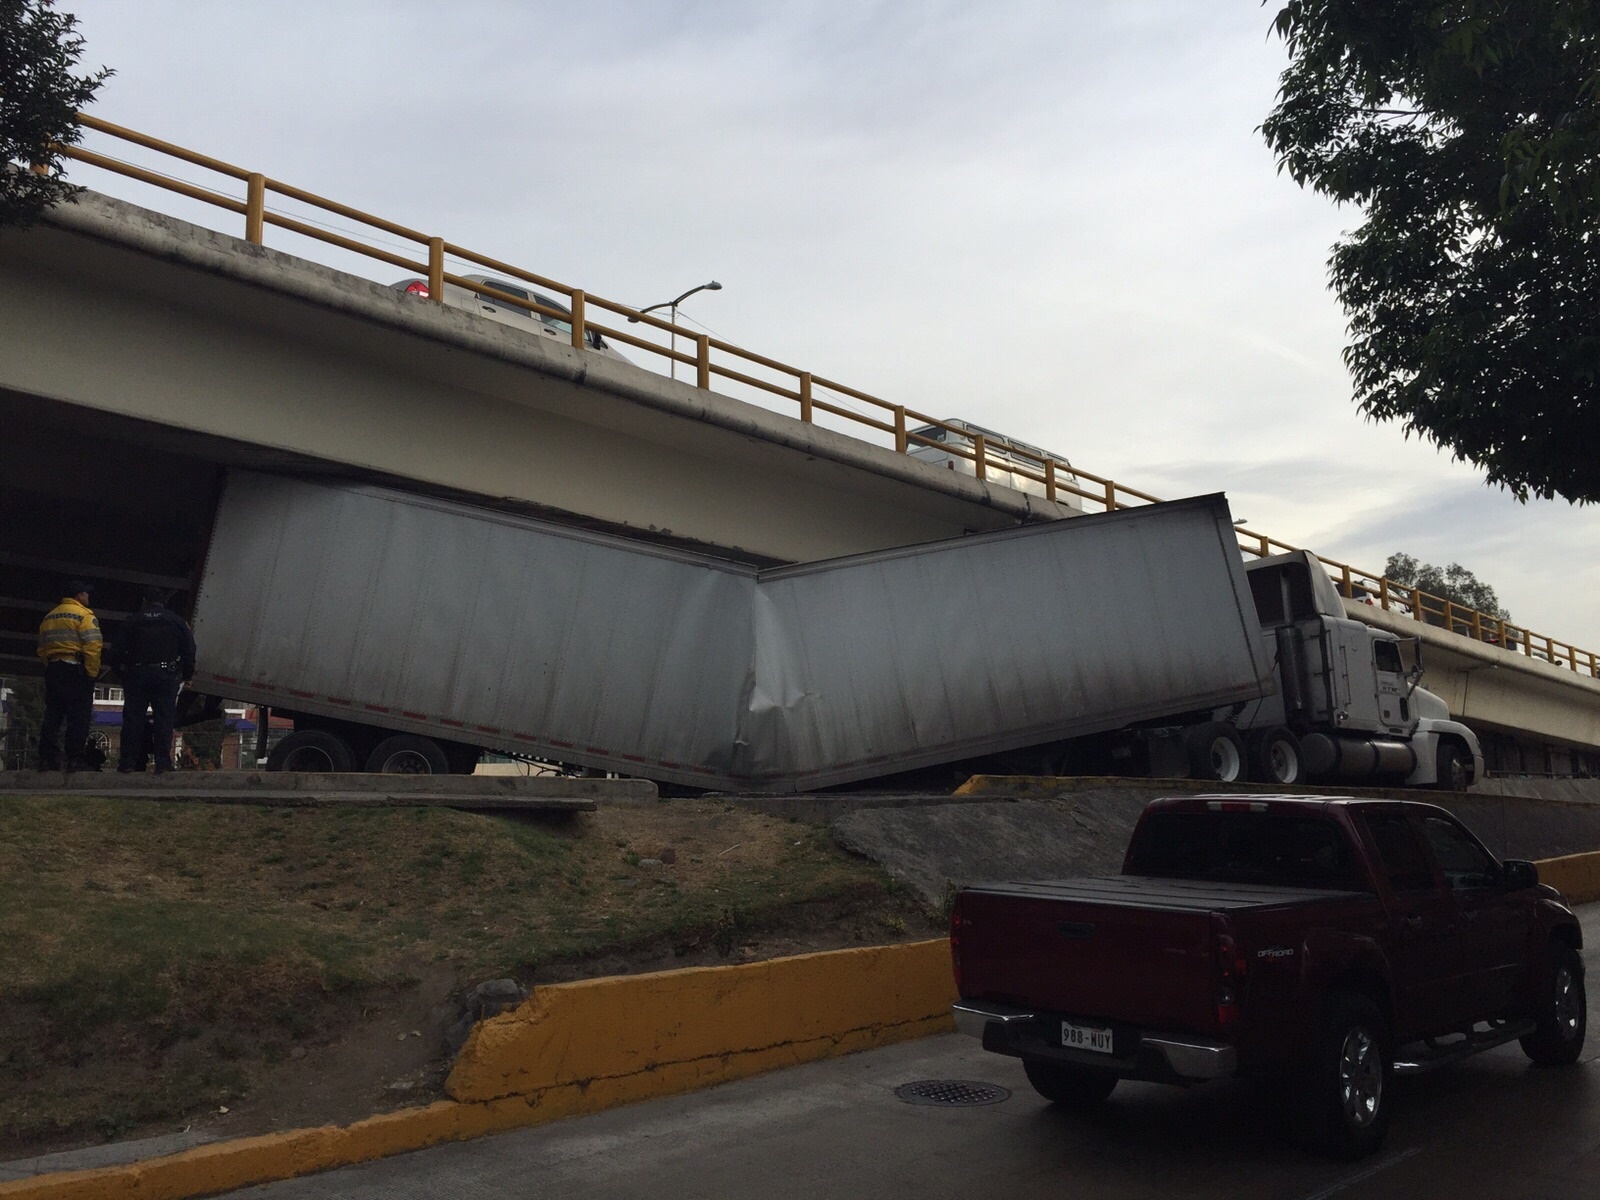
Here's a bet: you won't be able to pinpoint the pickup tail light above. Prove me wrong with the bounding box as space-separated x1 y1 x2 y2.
949 895 966 995
403 280 430 297
1214 927 1247 1031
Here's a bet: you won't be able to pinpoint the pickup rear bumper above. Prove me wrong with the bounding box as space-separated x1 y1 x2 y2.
953 1000 1238 1085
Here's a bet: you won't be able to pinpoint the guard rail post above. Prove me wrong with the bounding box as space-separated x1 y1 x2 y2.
245 174 265 245
427 238 444 303
570 290 586 351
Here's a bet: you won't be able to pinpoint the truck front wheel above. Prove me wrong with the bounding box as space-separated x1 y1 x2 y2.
1021 1059 1117 1109
1520 945 1586 1066
1436 740 1472 791
1306 993 1391 1159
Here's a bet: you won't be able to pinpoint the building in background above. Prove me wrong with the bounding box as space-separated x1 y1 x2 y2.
88 687 289 769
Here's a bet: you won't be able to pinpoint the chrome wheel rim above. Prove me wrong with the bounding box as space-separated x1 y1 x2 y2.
1211 738 1243 781
1269 739 1300 782
1339 1026 1382 1128
1554 966 1583 1038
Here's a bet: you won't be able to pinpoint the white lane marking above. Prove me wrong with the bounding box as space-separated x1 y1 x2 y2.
1296 1146 1423 1200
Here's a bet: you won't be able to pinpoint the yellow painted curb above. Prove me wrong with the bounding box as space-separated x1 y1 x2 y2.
445 938 955 1102
0 939 956 1200
1536 851 1600 905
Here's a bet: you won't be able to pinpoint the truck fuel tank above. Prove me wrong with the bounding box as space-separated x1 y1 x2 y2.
1300 733 1417 781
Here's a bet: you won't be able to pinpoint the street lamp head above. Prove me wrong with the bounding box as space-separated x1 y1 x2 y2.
631 280 724 321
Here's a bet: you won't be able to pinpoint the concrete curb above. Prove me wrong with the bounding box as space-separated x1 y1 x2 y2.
0 940 955 1199
0 771 655 800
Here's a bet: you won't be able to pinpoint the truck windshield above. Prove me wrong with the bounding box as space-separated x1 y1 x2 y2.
1126 812 1367 890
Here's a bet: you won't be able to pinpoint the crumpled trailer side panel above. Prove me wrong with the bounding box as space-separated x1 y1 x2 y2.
192 473 1270 790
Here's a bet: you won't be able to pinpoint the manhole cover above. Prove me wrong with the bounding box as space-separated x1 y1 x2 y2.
894 1079 1011 1107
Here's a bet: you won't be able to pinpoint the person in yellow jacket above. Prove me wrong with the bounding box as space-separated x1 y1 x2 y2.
36 580 104 771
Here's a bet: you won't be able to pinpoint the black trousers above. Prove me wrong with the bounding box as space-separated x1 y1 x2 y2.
39 660 94 769
119 665 181 772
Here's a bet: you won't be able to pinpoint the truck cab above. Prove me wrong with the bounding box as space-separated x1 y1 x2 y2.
1239 552 1482 788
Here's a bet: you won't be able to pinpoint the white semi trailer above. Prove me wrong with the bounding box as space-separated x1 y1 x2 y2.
187 471 1480 790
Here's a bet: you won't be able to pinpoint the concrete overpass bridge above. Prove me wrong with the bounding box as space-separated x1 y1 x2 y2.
2 117 1596 779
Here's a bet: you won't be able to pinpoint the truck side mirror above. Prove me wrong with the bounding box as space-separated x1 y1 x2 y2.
1501 859 1538 891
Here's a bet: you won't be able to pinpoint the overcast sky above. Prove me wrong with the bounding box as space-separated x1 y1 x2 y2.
58 1 1600 654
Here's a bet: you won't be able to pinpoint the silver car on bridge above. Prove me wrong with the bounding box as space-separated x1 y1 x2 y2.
392 273 628 360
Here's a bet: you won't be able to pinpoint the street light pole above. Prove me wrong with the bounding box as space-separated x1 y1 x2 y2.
630 281 722 381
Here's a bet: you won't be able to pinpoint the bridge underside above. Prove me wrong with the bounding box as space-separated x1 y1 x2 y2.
0 193 1064 563
0 388 809 676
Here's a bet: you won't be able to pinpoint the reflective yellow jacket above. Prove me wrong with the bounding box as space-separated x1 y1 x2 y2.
37 597 103 675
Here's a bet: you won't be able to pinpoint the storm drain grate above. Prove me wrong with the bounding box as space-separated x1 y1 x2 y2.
894 1079 1011 1107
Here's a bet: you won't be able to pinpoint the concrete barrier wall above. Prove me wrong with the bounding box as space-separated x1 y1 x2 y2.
1536 853 1600 905
948 775 1600 861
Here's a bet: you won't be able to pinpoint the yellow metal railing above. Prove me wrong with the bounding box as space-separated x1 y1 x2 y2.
46 114 1599 680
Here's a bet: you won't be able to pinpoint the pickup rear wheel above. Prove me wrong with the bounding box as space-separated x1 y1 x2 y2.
1021 1059 1117 1109
1521 945 1586 1066
1306 993 1390 1159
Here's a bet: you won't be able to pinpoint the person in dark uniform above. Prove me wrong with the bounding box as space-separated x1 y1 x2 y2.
108 587 197 774
36 580 104 771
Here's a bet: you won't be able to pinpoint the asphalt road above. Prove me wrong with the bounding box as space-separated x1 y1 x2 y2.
227 907 1600 1200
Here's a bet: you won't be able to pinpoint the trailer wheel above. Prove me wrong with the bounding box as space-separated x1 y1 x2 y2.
1248 727 1303 784
365 734 450 774
1021 1059 1118 1109
1436 740 1471 791
266 730 356 773
1184 722 1245 782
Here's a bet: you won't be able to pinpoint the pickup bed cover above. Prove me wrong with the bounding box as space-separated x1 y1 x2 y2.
962 876 1367 912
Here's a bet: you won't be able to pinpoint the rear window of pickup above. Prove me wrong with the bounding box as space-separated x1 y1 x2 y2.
1126 811 1368 890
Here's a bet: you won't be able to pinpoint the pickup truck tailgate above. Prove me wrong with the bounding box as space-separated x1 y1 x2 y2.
956 875 1349 1034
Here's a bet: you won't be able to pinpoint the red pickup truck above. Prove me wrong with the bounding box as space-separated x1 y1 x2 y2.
950 795 1586 1158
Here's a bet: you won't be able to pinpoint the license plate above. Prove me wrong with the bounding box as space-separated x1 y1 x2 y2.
1061 1019 1114 1055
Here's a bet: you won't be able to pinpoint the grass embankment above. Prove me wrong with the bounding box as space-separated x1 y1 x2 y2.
0 794 931 1151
